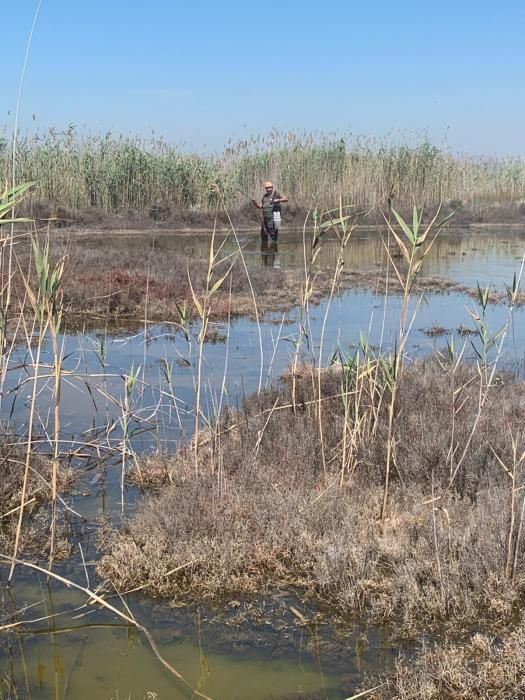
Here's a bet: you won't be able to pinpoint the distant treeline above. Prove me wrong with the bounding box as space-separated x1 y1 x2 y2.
3 129 525 222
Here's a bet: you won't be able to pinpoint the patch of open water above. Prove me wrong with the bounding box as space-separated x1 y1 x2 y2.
2 226 525 698
79 225 525 288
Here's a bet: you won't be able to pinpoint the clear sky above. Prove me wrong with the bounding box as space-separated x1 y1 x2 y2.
3 0 525 155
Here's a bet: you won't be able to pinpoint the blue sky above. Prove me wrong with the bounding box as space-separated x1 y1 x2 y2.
3 1 525 154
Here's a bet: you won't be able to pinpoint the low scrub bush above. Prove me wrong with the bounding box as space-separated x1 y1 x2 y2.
98 360 525 630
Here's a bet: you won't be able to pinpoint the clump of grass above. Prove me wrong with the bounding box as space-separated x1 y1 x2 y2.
98 360 525 630
0 440 73 555
422 324 448 337
371 622 525 699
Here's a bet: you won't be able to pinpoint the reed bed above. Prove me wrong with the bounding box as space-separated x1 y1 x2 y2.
5 130 525 223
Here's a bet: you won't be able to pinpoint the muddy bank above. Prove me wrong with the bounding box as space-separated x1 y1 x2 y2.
27 198 525 233
98 360 525 633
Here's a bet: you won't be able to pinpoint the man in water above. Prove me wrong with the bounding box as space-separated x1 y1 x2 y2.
252 181 288 241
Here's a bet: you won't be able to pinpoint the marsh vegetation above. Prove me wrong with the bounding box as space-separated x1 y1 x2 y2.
4 130 525 227
100 360 525 631
2 176 525 699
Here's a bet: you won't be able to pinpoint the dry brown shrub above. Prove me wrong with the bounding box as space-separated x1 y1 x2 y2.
98 361 525 630
372 622 525 699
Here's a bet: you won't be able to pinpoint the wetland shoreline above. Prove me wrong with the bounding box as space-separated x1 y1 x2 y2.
10 226 525 329
99 360 525 631
96 359 525 698
3 214 525 698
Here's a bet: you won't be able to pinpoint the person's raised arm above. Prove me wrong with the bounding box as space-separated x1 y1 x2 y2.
252 198 262 209
275 193 288 203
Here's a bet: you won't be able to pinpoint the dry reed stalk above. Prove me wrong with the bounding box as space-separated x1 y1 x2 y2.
221 190 265 393
316 202 365 477
5 1 42 391
7 321 47 583
489 434 525 580
0 554 214 700
189 211 238 471
448 252 525 489
46 248 65 570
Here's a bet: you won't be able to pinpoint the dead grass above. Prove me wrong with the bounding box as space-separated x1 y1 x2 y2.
371 621 525 699
10 232 521 326
0 441 74 555
12 235 343 323
98 360 525 631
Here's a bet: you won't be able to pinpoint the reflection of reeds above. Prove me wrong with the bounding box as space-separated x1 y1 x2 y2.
0 554 213 700
6 129 525 217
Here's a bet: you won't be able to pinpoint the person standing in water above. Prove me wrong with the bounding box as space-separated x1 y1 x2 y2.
252 181 288 241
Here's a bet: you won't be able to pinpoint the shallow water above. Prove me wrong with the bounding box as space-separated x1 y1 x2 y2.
2 225 525 699
75 225 525 288
2 582 415 700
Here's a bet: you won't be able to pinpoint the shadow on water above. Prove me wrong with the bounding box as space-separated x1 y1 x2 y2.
2 226 525 698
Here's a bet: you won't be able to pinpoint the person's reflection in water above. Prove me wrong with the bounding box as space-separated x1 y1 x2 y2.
261 240 279 267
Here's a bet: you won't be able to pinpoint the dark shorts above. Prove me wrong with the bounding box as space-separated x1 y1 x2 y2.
261 217 278 241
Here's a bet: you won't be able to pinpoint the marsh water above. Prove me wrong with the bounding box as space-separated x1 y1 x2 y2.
2 225 525 699
89 224 525 287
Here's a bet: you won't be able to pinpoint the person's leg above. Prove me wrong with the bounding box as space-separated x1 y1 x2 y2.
260 223 269 241
265 216 277 241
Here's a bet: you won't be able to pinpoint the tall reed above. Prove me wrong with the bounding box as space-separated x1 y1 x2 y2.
379 205 453 520
6 129 525 218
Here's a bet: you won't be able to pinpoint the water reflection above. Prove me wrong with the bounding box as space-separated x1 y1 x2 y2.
74 225 525 289
1 581 412 700
2 288 525 466
260 240 280 268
